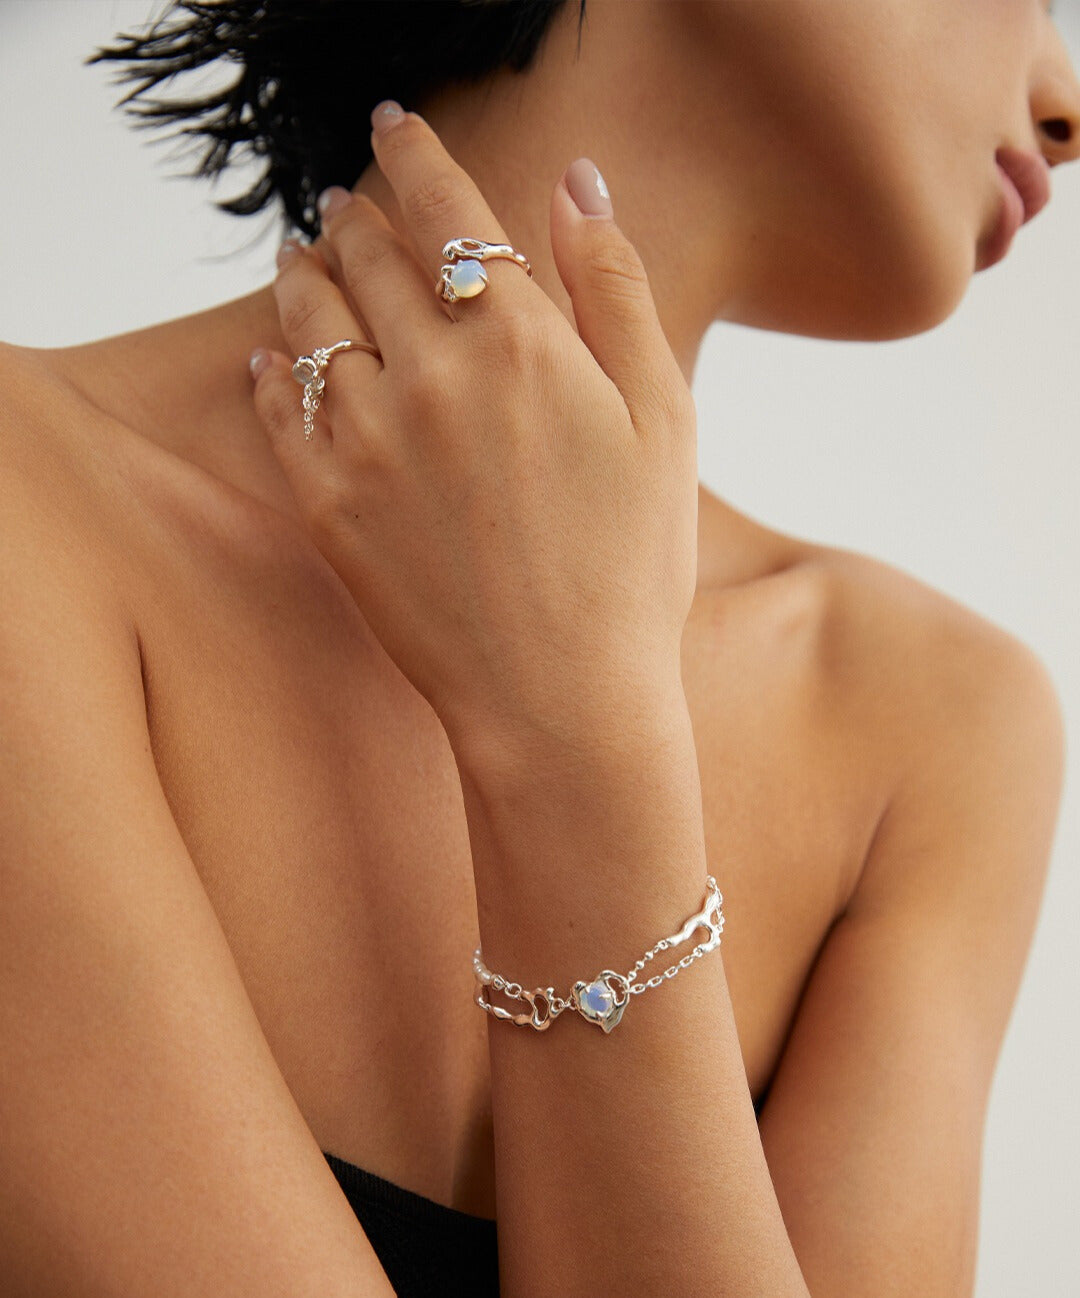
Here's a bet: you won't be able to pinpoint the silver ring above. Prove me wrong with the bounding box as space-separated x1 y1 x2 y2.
292 338 381 441
435 237 533 305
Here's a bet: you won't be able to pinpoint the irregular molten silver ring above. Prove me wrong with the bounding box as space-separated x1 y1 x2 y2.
292 338 381 441
435 237 533 305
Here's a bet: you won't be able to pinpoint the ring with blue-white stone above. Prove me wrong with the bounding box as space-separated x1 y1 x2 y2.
472 875 724 1033
435 236 533 305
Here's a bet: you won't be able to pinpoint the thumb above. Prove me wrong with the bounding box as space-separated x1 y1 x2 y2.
550 157 688 434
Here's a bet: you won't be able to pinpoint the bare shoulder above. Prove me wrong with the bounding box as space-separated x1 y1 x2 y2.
0 338 67 419
794 540 1064 1012
0 341 101 496
806 541 1064 784
0 346 393 1295
0 342 141 615
692 489 1063 932
799 538 1064 851
703 506 1062 783
738 537 1064 1292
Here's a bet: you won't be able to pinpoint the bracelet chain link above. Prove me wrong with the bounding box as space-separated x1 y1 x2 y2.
472 874 724 1033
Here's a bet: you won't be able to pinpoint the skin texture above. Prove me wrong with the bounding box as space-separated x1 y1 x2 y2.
0 1 1078 1294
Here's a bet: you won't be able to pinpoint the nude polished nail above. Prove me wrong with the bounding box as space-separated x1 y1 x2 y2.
564 158 612 218
371 99 405 133
317 186 352 218
275 238 303 270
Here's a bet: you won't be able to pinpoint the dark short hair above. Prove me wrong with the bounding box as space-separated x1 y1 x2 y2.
88 0 587 238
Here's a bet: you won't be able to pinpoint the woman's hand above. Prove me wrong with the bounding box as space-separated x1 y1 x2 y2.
250 105 699 770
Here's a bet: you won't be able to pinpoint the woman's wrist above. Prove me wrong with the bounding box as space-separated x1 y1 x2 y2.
443 665 693 802
452 683 709 981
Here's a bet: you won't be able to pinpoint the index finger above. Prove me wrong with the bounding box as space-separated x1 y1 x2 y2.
368 102 535 320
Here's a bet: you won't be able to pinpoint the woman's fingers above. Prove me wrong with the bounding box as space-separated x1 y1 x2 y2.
370 101 690 438
273 240 378 368
368 105 534 321
253 242 382 502
315 188 447 358
548 159 694 439
249 346 337 487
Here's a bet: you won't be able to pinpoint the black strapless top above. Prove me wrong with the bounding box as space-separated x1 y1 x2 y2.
322 1087 769 1297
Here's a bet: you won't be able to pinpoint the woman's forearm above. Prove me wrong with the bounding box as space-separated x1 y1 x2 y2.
452 690 811 1298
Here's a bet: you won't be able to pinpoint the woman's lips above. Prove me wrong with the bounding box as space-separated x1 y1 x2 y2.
997 146 1052 223
976 147 1052 272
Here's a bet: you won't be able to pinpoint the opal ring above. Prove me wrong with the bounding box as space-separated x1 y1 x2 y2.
292 338 380 441
435 237 532 305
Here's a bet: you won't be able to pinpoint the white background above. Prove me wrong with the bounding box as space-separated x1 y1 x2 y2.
2 2 1078 1293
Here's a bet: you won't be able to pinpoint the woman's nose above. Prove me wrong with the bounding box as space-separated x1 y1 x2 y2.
1036 98 1080 165
1032 34 1080 166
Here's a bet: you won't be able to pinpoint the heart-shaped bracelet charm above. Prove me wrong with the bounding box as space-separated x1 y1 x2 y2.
571 970 629 1033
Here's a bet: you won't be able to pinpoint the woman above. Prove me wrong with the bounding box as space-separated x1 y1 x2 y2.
1 1 1076 1295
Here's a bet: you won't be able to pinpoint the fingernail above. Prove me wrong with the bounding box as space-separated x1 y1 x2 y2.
564 157 612 218
371 99 405 133
317 186 352 219
275 238 303 270
249 348 270 380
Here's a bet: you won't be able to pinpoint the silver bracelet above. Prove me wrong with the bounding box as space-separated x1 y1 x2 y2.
472 874 724 1033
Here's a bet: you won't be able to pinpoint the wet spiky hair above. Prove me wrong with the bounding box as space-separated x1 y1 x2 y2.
88 0 586 238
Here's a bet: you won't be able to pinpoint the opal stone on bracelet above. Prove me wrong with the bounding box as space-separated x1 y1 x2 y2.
571 970 630 1033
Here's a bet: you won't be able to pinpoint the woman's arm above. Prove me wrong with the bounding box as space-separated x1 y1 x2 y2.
756 568 1065 1297
249 106 1063 1297
453 568 1064 1298
454 693 810 1298
0 467 394 1295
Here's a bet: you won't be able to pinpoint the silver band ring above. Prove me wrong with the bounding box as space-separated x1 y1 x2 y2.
292 338 381 441
435 237 532 304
